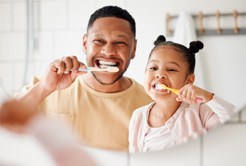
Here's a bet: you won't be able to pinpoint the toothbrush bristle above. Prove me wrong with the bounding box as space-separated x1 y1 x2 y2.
156 83 166 90
106 67 119 72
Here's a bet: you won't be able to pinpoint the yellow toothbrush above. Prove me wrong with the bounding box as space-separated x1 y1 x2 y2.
158 84 179 95
156 83 203 102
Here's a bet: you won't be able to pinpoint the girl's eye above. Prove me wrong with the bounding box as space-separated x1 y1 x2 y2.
167 68 177 72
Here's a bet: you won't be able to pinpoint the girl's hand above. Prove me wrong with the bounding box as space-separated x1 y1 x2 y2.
176 84 214 104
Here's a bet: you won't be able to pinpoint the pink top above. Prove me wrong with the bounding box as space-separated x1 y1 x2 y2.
128 95 237 153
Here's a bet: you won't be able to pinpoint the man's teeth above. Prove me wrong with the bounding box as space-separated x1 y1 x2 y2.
99 60 117 66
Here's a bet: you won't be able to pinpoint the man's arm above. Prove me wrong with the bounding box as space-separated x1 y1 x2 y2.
15 56 86 111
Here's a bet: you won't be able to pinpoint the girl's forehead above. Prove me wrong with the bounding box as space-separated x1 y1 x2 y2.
153 45 179 53
151 47 184 60
149 47 189 68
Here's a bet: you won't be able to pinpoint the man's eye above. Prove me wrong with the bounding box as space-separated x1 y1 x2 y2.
94 40 104 45
115 41 127 46
150 67 157 70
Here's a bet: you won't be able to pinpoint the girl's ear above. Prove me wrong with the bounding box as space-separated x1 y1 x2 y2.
186 74 195 84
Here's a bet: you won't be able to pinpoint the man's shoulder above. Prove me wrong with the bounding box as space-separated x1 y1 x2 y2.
128 78 152 102
128 78 144 90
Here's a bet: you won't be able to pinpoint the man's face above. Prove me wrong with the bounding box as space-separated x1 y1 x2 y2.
82 17 136 85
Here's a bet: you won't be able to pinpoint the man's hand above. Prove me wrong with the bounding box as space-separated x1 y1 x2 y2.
40 55 87 93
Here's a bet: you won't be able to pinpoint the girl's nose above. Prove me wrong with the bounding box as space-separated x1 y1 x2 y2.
101 44 116 56
156 72 167 79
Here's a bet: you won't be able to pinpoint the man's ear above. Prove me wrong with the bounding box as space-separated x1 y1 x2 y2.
186 73 195 84
82 34 88 54
131 39 137 59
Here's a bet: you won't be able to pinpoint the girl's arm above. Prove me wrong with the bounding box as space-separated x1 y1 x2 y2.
200 95 238 129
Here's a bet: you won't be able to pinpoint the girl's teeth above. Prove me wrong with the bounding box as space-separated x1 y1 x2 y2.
155 84 163 90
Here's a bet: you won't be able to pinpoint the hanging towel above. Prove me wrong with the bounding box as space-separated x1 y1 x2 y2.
172 12 205 88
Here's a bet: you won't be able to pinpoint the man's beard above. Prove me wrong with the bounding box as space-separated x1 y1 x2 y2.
91 72 124 85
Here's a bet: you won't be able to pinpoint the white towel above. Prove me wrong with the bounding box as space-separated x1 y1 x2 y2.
172 12 196 46
172 12 205 88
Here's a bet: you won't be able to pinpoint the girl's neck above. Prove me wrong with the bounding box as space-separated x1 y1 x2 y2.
148 100 181 128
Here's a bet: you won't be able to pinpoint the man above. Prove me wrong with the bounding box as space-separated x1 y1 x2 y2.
15 6 152 151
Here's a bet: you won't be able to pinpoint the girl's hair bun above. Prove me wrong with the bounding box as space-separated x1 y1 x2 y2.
154 35 166 46
188 41 204 54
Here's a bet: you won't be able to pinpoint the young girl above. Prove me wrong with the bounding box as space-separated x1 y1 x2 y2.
128 35 237 153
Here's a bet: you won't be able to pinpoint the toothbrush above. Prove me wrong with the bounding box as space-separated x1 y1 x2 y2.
78 66 119 73
156 83 203 103
157 84 179 95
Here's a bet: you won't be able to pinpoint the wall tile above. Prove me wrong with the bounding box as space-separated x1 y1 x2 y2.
33 31 54 61
53 30 85 61
0 32 26 61
0 0 24 2
203 124 246 166
95 0 126 9
39 0 67 30
0 2 12 31
0 63 15 95
8 61 48 93
25 61 50 81
13 62 28 91
13 1 26 30
129 138 201 166
67 0 95 30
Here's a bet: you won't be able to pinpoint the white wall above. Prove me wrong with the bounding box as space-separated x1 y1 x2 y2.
0 0 246 165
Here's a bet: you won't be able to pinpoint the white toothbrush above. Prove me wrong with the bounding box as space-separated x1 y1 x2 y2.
78 66 119 73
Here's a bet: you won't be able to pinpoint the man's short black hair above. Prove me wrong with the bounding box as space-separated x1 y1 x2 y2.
87 6 136 37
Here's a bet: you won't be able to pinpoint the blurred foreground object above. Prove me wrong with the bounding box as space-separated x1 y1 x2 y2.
0 99 35 132
0 99 96 166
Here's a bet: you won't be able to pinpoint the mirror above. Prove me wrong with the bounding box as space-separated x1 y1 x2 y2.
0 0 245 155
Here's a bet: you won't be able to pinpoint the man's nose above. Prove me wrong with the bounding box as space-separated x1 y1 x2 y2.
101 44 116 56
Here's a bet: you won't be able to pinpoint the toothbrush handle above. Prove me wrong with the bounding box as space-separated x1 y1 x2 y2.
78 68 90 72
172 88 203 103
161 85 204 103
78 67 106 72
173 88 203 103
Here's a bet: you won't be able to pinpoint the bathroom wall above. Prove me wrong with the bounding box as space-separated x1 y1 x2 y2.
0 0 246 165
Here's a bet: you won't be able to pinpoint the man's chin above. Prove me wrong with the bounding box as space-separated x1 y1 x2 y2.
92 73 123 85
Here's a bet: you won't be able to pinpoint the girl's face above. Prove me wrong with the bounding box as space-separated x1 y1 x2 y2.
144 46 194 101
